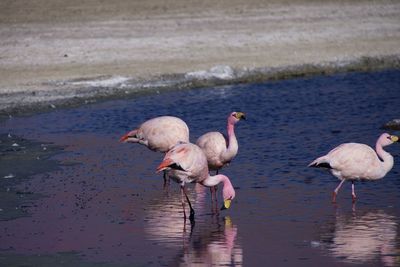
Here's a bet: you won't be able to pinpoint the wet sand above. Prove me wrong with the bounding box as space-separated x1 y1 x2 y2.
1 0 400 113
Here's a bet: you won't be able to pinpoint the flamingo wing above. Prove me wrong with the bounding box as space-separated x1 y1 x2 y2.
196 132 227 169
121 116 189 153
326 143 381 179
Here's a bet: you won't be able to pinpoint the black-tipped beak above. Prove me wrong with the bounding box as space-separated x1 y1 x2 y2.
220 199 232 210
234 112 246 121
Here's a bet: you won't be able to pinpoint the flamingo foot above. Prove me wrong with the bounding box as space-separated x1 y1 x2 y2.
189 208 195 223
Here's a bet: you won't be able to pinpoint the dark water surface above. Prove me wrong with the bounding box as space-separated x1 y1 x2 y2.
1 70 400 266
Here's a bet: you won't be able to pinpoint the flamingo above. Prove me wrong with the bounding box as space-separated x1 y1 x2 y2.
308 133 399 203
156 142 236 222
196 111 245 201
196 111 246 173
120 116 189 184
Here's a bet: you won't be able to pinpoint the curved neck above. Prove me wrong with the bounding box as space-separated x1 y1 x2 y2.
376 142 394 175
221 122 238 162
201 174 231 188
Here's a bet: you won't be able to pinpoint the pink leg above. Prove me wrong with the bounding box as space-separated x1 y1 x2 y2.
210 184 219 201
180 185 187 219
351 181 357 203
163 171 170 189
209 186 219 215
332 179 346 203
209 170 219 208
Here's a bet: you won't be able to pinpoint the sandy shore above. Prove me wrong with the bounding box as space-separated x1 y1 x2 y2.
1 0 400 114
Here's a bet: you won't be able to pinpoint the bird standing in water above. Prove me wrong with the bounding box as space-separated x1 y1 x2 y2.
120 116 189 184
156 142 236 222
196 112 246 173
309 133 399 203
196 111 245 201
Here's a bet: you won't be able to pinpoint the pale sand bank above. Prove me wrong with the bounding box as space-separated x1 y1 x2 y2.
1 0 400 114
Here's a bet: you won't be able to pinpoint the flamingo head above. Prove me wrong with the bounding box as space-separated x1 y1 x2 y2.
228 111 246 125
379 133 399 147
221 179 236 210
119 129 139 143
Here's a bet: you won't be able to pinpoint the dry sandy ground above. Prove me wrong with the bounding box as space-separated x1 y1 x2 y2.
0 0 400 113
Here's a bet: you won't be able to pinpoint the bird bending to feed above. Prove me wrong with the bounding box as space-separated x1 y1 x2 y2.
120 116 189 184
120 116 189 152
196 111 246 174
156 142 236 222
309 133 399 203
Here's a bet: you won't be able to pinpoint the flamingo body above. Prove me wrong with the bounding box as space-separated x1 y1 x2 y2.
157 142 209 184
196 112 245 172
309 133 398 202
157 142 236 220
196 132 228 170
120 116 189 153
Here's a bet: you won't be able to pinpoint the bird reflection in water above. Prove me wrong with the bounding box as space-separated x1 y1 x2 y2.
322 209 399 266
144 184 243 266
182 216 243 267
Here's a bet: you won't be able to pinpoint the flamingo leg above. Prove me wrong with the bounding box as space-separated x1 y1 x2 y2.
211 169 219 203
209 186 219 215
351 181 357 203
163 171 170 189
332 179 346 203
210 186 218 202
180 184 195 223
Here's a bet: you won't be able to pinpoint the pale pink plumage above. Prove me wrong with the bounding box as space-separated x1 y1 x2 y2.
309 133 399 202
157 142 236 222
120 116 189 152
196 112 246 173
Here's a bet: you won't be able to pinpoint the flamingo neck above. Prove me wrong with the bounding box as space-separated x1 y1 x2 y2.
221 122 238 162
376 142 394 175
201 174 231 188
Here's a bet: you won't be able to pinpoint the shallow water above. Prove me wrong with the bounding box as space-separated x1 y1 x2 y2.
1 70 400 266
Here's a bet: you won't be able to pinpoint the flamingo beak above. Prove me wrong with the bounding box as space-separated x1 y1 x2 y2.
221 199 232 210
119 130 137 142
391 135 399 142
236 112 246 120
119 133 130 142
156 158 173 173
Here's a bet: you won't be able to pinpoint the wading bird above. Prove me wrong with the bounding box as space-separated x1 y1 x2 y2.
120 116 189 184
196 111 245 201
196 112 246 174
309 133 399 203
156 142 236 222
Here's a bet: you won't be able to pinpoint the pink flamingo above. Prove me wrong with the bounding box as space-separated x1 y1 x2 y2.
309 133 399 203
196 112 246 174
196 111 245 201
156 142 236 222
120 116 189 184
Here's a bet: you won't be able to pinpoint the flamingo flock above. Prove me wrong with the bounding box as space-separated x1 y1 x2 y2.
120 116 189 186
120 112 244 222
120 113 399 221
